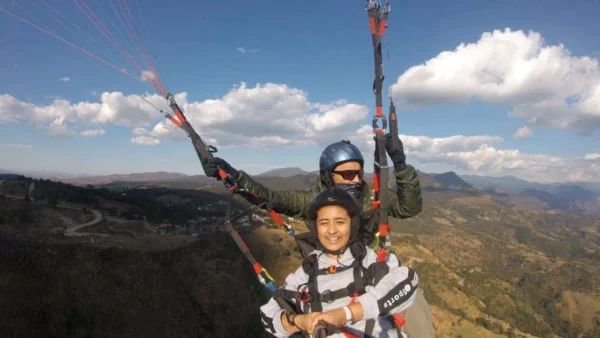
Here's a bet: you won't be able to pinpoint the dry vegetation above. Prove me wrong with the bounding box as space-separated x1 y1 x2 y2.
2 175 600 337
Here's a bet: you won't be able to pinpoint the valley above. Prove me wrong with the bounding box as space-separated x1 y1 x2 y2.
1 169 599 337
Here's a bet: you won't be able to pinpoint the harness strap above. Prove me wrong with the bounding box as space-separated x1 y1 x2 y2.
307 271 322 312
316 264 354 275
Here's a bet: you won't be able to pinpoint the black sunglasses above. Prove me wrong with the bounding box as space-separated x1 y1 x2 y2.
332 169 364 181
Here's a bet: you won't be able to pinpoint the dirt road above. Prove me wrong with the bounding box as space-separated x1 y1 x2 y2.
63 209 105 237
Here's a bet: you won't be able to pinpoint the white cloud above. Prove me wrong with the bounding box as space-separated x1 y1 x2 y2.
1 83 365 146
59 77 71 82
584 153 600 161
0 143 32 149
0 92 163 134
80 129 105 136
136 82 369 149
48 119 76 138
348 129 599 183
131 136 160 146
1 80 596 182
236 47 260 54
132 127 149 135
513 126 533 139
391 28 600 136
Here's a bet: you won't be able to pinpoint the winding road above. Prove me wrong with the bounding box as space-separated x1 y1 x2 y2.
1 181 107 237
63 208 106 237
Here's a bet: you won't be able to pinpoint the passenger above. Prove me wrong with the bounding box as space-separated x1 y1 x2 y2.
259 188 418 337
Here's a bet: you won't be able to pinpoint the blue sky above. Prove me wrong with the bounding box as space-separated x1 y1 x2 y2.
1 0 599 182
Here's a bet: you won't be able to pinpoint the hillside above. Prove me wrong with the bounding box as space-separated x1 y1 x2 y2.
523 186 600 216
0 177 285 337
250 188 600 337
2 173 600 337
0 234 270 338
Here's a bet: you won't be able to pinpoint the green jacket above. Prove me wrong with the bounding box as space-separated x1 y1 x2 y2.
236 164 423 226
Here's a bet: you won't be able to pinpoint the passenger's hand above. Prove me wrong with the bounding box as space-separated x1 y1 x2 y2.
295 313 322 333
312 308 347 331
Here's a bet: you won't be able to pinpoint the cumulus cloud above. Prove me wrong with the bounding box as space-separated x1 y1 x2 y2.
392 28 600 136
1 80 596 182
583 153 600 161
80 129 105 136
133 82 369 149
0 92 163 133
59 77 71 82
0 83 367 147
0 143 32 149
48 119 76 138
131 136 160 146
513 126 533 139
346 129 599 182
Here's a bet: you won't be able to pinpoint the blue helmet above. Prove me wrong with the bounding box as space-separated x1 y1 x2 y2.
319 140 364 172
318 140 365 193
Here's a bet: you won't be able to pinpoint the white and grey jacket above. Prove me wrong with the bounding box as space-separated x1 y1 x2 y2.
259 245 419 337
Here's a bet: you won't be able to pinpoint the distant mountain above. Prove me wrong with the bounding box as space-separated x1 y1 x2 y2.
56 172 208 186
461 174 540 194
568 181 600 194
414 170 443 189
432 171 473 189
258 167 309 177
462 174 600 195
523 185 600 216
24 167 599 216
0 169 86 178
461 174 600 215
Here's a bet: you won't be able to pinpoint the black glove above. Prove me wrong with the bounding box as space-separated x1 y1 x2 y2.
384 133 407 171
201 157 239 180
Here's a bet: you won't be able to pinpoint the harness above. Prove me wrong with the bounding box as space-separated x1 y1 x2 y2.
274 241 392 337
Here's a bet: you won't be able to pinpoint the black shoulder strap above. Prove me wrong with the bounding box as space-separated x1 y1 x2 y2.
306 272 322 312
301 253 322 312
302 253 318 275
349 241 367 261
295 232 318 259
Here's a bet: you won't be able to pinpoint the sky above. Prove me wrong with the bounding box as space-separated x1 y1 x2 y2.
1 0 599 183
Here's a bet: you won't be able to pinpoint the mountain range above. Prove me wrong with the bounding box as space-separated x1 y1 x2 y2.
461 174 600 194
3 167 599 216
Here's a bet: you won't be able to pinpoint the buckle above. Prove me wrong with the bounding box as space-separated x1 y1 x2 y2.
372 115 388 134
347 282 357 296
298 290 312 303
321 290 334 303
